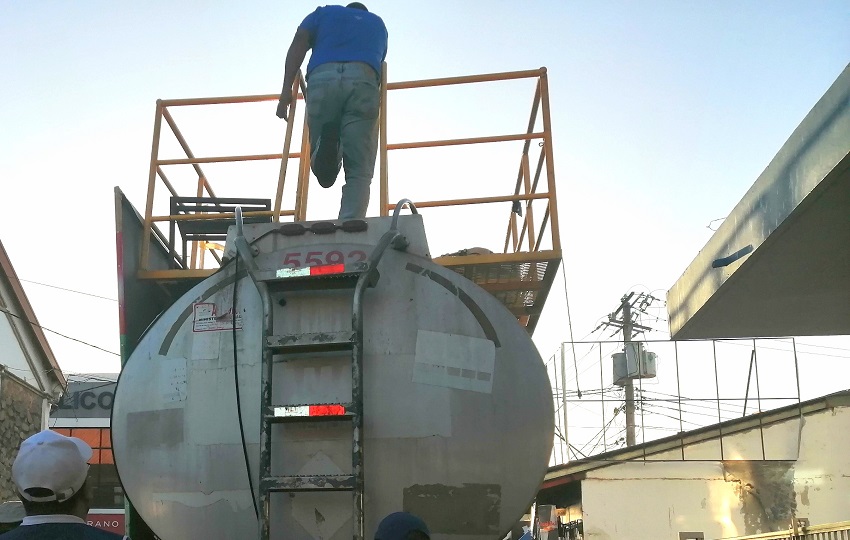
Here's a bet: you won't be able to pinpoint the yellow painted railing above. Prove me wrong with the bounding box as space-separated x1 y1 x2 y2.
137 66 560 278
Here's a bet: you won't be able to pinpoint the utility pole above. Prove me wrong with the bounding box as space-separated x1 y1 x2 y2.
601 292 657 447
622 299 636 447
560 343 569 458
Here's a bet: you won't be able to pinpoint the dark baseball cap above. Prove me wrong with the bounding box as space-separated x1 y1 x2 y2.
375 512 430 540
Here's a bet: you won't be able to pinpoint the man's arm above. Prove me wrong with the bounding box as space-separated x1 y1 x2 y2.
276 27 312 120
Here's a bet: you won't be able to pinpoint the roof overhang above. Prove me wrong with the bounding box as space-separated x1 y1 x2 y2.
668 64 850 339
541 391 850 490
0 239 66 396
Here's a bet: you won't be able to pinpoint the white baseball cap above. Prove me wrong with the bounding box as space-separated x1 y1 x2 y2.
11 430 92 503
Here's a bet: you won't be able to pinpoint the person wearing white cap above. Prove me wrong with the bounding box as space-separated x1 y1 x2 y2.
0 430 128 539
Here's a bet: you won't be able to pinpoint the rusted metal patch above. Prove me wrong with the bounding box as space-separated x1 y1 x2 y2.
723 461 796 535
267 330 356 349
262 474 355 492
403 483 501 535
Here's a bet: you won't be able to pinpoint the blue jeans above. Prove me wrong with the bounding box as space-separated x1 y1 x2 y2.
306 62 380 220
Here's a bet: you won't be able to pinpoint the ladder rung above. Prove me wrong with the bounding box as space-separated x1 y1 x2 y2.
261 474 356 492
267 331 356 353
265 403 356 424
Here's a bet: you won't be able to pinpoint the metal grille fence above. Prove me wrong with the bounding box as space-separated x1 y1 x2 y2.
546 337 806 464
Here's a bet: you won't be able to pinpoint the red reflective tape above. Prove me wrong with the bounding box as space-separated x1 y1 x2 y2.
310 264 346 276
309 405 346 416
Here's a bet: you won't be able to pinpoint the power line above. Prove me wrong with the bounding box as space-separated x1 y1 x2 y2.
794 340 850 353
640 407 705 427
580 406 623 455
1 367 119 398
0 305 120 357
641 400 739 422
561 263 582 397
65 373 119 383
18 278 117 302
714 338 850 359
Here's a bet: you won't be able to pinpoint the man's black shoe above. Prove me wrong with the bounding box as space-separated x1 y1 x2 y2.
312 122 342 188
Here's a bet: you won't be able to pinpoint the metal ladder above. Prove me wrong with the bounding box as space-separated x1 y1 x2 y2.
233 201 417 540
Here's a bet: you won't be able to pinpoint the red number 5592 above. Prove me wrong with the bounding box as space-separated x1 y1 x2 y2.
281 250 367 268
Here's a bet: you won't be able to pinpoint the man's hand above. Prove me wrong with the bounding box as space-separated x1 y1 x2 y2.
277 27 312 122
276 94 292 121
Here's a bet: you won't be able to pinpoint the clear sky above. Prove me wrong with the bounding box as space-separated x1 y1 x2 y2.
1 1 848 408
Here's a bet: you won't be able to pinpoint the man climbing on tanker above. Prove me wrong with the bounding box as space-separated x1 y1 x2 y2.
276 3 388 220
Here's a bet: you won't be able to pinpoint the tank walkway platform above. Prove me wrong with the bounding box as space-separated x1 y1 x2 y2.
119 67 562 334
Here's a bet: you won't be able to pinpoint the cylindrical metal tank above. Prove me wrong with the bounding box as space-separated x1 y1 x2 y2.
112 215 554 540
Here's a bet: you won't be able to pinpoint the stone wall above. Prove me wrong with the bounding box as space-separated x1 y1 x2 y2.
0 372 43 501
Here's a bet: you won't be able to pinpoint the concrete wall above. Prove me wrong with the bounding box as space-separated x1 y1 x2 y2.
793 406 850 525
0 372 44 501
577 403 850 539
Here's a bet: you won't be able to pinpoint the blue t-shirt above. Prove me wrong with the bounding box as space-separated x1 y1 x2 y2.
300 5 388 77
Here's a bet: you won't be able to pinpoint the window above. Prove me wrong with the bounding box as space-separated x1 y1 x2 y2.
52 428 124 509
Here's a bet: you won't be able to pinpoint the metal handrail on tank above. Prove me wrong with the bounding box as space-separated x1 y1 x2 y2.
135 67 561 331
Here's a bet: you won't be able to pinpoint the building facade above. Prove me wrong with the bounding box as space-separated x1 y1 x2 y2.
0 239 65 503
538 392 850 540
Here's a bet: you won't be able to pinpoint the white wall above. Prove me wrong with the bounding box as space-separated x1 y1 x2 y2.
581 462 745 540
0 312 35 385
792 406 850 524
577 402 850 539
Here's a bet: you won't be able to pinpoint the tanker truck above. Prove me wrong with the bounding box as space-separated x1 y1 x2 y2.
112 67 562 540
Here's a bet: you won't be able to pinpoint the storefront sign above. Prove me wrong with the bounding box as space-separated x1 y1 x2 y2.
54 381 117 418
87 512 125 534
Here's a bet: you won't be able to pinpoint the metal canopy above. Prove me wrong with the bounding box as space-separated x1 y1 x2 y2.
667 64 850 339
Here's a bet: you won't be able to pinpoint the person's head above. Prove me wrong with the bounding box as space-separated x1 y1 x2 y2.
346 2 368 11
0 500 26 533
11 430 93 519
375 512 430 540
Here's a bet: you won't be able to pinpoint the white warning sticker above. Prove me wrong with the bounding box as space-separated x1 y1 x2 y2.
192 302 243 332
412 330 496 394
274 406 310 417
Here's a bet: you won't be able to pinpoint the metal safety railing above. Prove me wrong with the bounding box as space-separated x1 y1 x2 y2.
135 66 561 331
138 65 559 272
379 68 561 332
545 337 808 466
379 68 560 254
138 77 308 278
